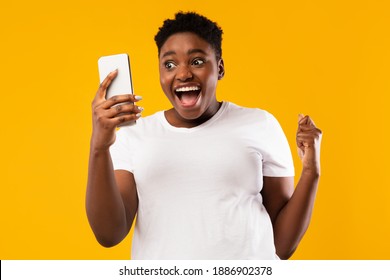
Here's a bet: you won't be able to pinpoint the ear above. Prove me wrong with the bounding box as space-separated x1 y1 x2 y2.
218 58 225 80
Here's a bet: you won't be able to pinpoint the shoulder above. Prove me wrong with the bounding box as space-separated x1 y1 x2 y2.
116 110 164 137
136 110 164 125
224 102 277 126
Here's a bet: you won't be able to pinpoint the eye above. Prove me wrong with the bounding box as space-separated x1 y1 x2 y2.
192 58 205 66
164 61 176 70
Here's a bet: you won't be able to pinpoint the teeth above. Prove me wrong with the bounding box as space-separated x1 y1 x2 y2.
175 86 200 92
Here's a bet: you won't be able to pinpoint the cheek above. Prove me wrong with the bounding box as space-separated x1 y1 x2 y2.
203 71 219 90
197 66 218 83
159 70 173 87
159 74 169 90
159 75 174 99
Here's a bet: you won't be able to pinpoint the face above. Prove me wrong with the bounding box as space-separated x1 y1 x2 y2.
159 32 224 126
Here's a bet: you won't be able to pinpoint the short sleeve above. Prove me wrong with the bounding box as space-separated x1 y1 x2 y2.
262 112 295 177
109 127 135 173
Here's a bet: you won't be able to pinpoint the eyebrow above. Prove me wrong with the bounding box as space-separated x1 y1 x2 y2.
161 48 207 58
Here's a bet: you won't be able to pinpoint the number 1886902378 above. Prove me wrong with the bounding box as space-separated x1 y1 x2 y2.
212 266 272 276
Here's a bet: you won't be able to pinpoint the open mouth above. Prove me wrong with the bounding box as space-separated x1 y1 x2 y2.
174 86 201 107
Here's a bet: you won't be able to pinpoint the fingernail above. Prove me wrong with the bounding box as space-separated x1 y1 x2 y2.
138 106 144 111
136 113 142 118
134 95 143 101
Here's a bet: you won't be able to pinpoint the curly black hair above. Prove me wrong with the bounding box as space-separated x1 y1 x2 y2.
154 12 223 60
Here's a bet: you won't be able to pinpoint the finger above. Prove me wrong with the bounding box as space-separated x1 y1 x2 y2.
106 103 143 118
102 94 142 109
96 70 118 100
297 127 322 138
298 124 317 132
297 114 309 134
298 114 307 125
298 117 319 132
93 106 142 128
296 140 306 149
305 115 317 127
296 135 314 147
297 129 322 139
112 111 142 125
296 133 321 148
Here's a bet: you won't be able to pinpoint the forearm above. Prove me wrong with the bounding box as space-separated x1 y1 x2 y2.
273 170 320 259
86 146 128 247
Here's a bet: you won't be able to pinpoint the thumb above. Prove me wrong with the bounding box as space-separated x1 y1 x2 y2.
298 113 305 123
98 69 118 99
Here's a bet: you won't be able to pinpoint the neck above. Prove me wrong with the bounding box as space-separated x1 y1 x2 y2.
165 101 222 128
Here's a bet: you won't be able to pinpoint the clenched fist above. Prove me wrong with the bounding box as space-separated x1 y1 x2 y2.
296 114 322 175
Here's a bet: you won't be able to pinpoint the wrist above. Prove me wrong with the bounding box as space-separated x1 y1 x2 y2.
301 167 320 178
90 138 112 155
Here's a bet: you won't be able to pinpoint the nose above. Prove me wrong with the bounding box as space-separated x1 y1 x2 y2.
176 65 193 81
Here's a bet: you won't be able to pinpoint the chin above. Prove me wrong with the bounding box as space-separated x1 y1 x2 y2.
175 107 204 120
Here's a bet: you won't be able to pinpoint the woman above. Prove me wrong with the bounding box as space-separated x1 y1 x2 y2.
86 12 322 260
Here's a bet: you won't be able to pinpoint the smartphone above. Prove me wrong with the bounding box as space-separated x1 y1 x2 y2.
98 53 133 98
98 53 134 126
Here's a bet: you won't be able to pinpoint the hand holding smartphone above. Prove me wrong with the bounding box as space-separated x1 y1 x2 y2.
98 53 135 126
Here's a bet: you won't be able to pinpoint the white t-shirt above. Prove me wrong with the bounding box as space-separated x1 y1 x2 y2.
110 102 294 259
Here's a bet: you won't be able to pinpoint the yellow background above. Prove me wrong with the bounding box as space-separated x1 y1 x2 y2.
1 0 389 260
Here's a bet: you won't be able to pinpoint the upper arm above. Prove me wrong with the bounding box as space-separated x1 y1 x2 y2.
115 170 138 233
261 176 294 225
